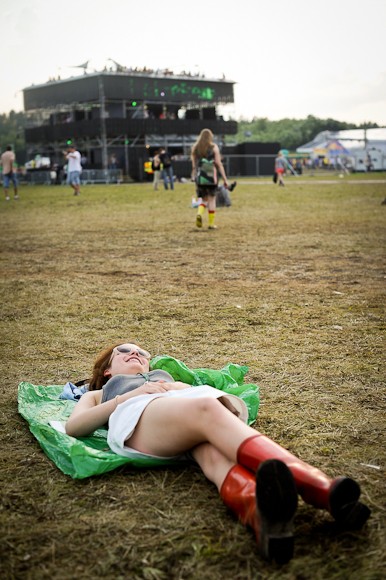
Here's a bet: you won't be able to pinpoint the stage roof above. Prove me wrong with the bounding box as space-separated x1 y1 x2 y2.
23 71 235 110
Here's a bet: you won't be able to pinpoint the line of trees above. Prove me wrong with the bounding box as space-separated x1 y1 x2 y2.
0 110 380 163
232 115 380 151
0 111 27 161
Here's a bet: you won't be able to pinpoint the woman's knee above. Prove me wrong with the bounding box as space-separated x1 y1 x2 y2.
188 397 226 427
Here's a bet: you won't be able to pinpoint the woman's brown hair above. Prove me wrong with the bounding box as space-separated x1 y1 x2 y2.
88 342 119 391
191 128 214 159
88 340 151 390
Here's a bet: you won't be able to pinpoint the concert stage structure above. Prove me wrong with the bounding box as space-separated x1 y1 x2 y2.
23 67 237 180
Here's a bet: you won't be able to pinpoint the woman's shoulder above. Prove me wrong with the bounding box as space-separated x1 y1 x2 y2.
80 389 103 405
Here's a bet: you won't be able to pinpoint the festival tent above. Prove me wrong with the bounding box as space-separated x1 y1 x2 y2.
326 139 350 156
296 128 386 170
297 128 386 156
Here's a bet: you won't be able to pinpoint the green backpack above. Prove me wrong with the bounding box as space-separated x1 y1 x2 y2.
196 153 217 187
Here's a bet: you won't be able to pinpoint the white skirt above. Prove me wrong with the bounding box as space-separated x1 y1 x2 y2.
107 385 248 459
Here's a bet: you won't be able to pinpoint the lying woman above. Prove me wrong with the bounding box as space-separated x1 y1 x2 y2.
66 341 371 564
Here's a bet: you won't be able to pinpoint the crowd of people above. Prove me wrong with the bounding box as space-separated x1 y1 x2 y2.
47 63 225 81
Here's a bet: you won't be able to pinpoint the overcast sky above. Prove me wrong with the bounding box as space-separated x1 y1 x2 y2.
2 0 385 125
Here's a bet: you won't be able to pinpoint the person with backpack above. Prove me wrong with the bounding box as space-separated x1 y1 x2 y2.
191 129 229 229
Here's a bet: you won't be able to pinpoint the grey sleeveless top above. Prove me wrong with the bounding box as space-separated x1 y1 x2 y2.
101 370 174 403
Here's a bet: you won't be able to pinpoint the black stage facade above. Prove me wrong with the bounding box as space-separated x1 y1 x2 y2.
23 70 237 180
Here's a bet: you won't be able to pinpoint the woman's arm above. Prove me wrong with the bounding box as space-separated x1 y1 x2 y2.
65 381 192 437
213 145 228 186
65 390 115 437
191 153 197 181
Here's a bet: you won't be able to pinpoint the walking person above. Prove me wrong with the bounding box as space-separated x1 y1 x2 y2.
63 144 82 195
274 152 287 187
1 145 19 201
65 341 371 565
151 149 162 191
191 129 229 229
159 148 174 190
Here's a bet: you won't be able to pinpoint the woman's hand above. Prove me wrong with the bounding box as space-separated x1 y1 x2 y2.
164 380 192 390
137 380 191 394
65 380 192 438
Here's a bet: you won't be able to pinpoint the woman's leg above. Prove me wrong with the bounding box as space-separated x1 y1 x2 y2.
126 396 254 460
196 194 207 228
237 435 371 528
191 442 234 490
126 397 370 529
207 194 217 229
207 195 216 212
192 443 297 564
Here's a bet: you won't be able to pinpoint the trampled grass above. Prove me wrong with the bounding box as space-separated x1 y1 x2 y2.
1 173 385 579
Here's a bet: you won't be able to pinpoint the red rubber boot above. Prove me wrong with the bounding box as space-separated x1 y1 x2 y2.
237 435 370 528
220 460 298 564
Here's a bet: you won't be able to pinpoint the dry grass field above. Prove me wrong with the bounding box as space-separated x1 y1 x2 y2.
1 173 385 579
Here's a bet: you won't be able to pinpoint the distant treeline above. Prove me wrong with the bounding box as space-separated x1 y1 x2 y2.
0 111 28 161
231 115 380 150
0 110 380 161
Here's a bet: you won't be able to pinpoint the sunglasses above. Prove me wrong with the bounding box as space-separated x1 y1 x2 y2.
109 344 151 364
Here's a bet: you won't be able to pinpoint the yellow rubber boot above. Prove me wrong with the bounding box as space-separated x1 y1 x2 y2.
208 210 217 229
196 203 205 228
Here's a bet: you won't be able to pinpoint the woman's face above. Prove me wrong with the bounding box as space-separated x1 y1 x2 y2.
104 344 151 378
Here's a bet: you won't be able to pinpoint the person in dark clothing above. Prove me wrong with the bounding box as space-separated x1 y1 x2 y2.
159 148 174 190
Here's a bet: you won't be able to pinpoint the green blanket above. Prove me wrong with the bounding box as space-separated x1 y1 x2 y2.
18 355 260 479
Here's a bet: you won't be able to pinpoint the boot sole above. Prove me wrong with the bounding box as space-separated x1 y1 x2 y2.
329 478 371 529
256 459 298 564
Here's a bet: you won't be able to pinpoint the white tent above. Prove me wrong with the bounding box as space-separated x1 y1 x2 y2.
297 128 386 154
296 128 386 171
